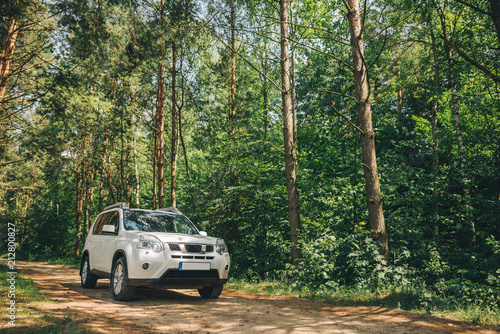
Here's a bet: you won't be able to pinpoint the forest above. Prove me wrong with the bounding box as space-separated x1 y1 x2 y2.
1 0 499 322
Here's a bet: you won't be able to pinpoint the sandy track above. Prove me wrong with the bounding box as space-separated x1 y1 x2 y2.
3 261 499 333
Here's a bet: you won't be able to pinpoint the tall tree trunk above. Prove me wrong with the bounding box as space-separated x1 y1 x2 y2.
290 0 297 144
0 17 19 109
178 75 190 181
229 0 236 137
132 115 140 206
86 134 96 238
397 71 402 120
75 134 89 258
171 41 179 208
107 138 115 204
87 167 95 235
156 0 166 209
120 112 128 202
98 133 108 211
156 62 165 209
82 132 92 244
179 109 190 181
280 0 301 264
346 0 389 262
437 3 475 246
490 0 500 46
152 119 157 209
75 169 82 258
262 36 269 138
431 27 440 240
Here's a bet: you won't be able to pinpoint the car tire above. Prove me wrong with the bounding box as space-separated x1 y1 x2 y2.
81 256 98 288
198 284 223 299
111 257 136 301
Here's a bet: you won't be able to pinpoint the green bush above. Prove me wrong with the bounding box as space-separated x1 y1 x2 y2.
285 228 413 291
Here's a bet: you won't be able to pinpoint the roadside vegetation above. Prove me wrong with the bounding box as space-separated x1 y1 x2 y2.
0 263 94 334
227 274 500 327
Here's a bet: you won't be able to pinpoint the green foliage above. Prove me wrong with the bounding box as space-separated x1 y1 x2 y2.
0 0 499 327
286 228 413 291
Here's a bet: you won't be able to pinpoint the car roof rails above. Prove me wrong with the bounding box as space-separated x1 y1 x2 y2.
102 202 129 211
156 207 183 214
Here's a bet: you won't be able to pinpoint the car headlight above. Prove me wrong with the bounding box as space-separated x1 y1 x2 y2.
216 239 228 255
138 235 164 253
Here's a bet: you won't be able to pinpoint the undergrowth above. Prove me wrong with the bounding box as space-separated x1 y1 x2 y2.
226 278 500 326
0 263 94 333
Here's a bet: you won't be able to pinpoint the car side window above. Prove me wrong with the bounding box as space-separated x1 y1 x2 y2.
92 213 108 235
93 211 119 235
107 211 119 234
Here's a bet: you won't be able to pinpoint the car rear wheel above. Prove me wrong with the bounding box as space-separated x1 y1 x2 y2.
111 257 136 301
198 284 223 299
81 256 98 288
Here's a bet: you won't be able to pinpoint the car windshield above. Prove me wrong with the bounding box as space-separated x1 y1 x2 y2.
123 210 199 235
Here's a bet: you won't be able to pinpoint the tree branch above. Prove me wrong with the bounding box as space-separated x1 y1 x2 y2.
442 37 500 83
211 30 283 93
318 89 358 103
327 102 364 134
454 0 491 16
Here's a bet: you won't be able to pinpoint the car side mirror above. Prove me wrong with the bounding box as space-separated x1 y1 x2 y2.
199 231 207 236
102 225 116 234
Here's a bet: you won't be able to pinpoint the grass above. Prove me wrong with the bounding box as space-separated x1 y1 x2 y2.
0 263 95 334
226 278 500 327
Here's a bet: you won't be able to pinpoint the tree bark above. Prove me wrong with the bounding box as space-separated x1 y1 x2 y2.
75 134 89 258
75 169 82 258
290 0 297 145
280 0 301 264
120 112 129 203
170 41 179 208
98 133 108 211
431 27 440 240
107 138 116 204
229 0 236 137
179 107 190 181
156 0 166 209
152 117 157 209
156 60 165 209
132 115 140 206
0 17 19 109
346 0 389 262
491 0 500 46
262 35 269 138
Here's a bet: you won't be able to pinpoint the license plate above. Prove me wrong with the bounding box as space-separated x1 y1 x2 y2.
179 262 210 270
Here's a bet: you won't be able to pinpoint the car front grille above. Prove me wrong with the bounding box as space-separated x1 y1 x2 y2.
185 244 214 253
168 244 181 251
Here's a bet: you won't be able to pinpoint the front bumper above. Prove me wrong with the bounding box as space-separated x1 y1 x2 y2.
128 268 228 288
125 244 231 288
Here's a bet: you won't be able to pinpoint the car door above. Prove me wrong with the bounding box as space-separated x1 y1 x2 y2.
87 213 107 271
99 210 120 271
91 210 119 272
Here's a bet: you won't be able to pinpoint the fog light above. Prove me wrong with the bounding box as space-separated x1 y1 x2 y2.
142 263 151 270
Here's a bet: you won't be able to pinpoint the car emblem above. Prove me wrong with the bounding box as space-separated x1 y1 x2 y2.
201 244 206 254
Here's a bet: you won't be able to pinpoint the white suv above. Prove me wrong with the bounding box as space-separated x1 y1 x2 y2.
80 203 230 301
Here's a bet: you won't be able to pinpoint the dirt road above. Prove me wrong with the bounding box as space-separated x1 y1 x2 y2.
3 261 499 333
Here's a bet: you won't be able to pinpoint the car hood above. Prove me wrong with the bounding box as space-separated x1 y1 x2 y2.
127 231 219 244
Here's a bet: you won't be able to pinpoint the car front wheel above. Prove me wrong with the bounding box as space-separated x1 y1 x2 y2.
198 284 223 299
111 257 136 301
81 256 98 288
